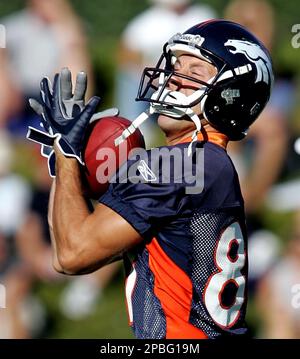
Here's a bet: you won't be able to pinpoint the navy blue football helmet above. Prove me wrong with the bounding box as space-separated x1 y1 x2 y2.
136 19 274 141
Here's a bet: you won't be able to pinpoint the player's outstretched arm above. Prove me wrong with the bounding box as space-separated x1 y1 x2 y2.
48 179 65 273
51 147 143 275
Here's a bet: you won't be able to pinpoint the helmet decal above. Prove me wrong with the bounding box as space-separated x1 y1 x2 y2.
224 39 272 85
221 89 240 105
169 33 205 47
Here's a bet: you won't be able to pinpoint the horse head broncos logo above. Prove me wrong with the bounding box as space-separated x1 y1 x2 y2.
224 39 273 86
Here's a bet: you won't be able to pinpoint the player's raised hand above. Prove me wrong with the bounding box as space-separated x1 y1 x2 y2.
27 68 95 175
27 67 119 176
38 72 100 164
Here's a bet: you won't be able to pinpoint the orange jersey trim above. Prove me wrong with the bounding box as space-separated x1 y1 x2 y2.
146 238 208 339
180 129 228 150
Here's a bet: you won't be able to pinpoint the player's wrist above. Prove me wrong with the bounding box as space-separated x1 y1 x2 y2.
55 144 81 180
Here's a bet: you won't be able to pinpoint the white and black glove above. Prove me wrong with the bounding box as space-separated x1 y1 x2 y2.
27 67 119 177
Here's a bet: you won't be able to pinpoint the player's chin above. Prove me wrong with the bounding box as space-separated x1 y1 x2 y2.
157 113 195 133
158 113 190 124
158 114 183 130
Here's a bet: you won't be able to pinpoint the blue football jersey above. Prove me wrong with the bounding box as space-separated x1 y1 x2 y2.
99 138 248 339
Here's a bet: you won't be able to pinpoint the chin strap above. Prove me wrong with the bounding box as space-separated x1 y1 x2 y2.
114 106 201 156
184 108 201 156
114 108 153 147
114 102 201 156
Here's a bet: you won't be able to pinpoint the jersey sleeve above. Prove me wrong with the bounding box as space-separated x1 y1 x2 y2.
98 150 189 240
98 142 235 240
99 177 185 240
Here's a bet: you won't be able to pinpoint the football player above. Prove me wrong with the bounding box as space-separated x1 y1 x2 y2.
28 20 273 338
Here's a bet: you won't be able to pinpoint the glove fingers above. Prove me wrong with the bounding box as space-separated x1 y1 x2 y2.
60 67 72 101
40 77 53 109
80 96 101 123
73 96 100 136
53 73 64 117
73 71 87 101
41 106 54 133
29 98 43 116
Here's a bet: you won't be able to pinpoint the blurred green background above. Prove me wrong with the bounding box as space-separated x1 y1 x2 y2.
1 0 299 110
1 0 300 339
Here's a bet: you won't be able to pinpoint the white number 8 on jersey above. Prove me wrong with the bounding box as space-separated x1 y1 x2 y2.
204 221 246 328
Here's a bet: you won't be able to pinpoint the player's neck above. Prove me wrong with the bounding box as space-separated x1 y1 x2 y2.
165 123 223 146
165 128 195 146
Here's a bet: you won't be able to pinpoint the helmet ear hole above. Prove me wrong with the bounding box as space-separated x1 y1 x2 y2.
203 77 270 140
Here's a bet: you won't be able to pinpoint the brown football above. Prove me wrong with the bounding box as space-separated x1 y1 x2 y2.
82 116 145 199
